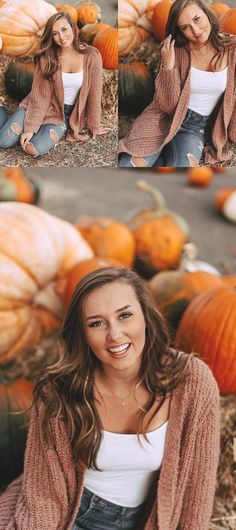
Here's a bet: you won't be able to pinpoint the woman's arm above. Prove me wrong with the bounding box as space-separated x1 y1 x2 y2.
178 382 220 530
20 58 52 135
153 65 181 115
86 49 103 135
228 104 236 144
1 399 74 530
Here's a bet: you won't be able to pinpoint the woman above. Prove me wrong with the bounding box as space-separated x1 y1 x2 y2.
118 0 236 167
0 267 220 530
0 12 104 157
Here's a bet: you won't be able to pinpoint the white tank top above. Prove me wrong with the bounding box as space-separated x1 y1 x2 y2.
84 421 168 507
189 66 227 116
62 70 84 106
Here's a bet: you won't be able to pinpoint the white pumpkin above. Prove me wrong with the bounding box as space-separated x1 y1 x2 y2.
223 191 236 223
118 0 161 56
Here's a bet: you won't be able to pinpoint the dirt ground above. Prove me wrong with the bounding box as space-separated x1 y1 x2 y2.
0 0 118 167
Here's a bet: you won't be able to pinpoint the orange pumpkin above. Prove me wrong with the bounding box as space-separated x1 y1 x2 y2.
148 269 223 331
215 187 236 211
186 167 214 187
0 0 57 57
215 187 236 222
220 7 236 35
212 166 226 172
76 1 101 28
223 275 236 288
154 167 175 172
93 27 118 70
0 203 93 365
75 216 136 267
0 377 33 487
1 168 40 204
128 180 189 276
79 22 110 43
56 4 79 23
211 2 230 17
118 0 161 57
65 257 124 307
152 0 174 42
176 286 236 393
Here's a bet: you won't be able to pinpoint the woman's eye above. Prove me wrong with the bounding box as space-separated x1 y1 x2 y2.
120 312 132 320
88 321 103 328
194 16 200 22
182 26 188 31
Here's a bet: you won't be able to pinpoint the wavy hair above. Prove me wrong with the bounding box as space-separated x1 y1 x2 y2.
165 0 236 70
33 268 193 470
34 12 88 79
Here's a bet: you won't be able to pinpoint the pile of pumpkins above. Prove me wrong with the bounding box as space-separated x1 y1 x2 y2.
118 0 236 114
1 0 118 102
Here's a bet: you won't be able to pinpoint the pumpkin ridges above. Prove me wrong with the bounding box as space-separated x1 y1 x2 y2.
93 27 118 70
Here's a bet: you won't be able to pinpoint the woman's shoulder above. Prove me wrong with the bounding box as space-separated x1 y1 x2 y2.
181 354 219 406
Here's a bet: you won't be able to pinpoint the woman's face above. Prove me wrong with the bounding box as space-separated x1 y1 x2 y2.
52 17 74 48
178 4 211 45
83 281 146 376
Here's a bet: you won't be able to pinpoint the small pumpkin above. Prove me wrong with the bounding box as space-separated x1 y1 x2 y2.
56 4 79 23
0 168 40 204
76 0 101 28
119 61 155 115
75 216 136 267
152 0 174 42
220 7 236 35
4 60 35 101
0 203 93 365
65 257 124 307
154 167 175 172
0 0 57 57
186 167 214 187
128 180 189 276
93 27 118 70
0 376 33 488
176 286 236 393
211 2 230 17
215 188 236 223
212 166 226 172
79 22 110 43
118 0 161 57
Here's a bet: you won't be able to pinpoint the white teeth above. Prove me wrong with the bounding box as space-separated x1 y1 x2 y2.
108 343 129 354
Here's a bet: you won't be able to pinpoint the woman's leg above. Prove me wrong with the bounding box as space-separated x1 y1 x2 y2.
162 110 208 167
0 107 26 148
24 122 67 157
118 151 163 168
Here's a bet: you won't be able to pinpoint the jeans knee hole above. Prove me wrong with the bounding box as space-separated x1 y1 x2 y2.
25 142 38 157
187 154 199 167
50 129 59 144
131 156 147 168
11 122 21 135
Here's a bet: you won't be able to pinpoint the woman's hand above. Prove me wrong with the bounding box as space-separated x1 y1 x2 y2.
20 132 33 151
161 35 176 71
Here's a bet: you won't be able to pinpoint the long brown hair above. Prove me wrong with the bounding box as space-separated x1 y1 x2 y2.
35 12 88 79
33 268 193 470
165 0 236 70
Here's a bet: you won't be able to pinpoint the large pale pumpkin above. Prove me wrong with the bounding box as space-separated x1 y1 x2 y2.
176 286 236 393
118 0 161 57
0 376 33 487
0 203 93 365
128 180 189 276
76 216 136 267
0 0 56 57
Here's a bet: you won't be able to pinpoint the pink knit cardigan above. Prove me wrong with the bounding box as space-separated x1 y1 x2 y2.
19 45 103 140
118 45 236 164
0 357 220 530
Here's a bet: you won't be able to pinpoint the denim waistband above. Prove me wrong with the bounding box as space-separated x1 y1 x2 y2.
185 108 210 121
82 487 145 514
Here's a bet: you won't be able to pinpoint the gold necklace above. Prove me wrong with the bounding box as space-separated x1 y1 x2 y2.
96 376 138 406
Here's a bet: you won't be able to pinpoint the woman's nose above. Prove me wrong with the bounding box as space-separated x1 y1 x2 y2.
106 323 123 342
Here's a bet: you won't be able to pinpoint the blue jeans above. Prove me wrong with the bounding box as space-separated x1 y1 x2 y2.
0 104 74 156
118 108 210 167
72 487 146 530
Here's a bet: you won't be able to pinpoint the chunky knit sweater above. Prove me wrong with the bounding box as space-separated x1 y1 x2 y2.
119 45 236 164
0 357 220 530
19 45 102 140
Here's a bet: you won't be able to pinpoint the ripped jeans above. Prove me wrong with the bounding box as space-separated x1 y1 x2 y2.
0 103 74 156
118 108 210 168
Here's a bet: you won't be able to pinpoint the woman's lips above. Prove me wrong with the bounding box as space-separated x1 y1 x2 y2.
107 343 131 358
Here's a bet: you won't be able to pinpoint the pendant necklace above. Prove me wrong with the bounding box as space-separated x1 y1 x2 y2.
96 376 138 406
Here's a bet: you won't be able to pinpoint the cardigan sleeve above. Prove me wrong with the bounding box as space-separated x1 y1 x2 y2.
153 65 181 115
85 49 103 134
178 381 220 530
2 400 75 530
20 59 52 134
228 103 236 144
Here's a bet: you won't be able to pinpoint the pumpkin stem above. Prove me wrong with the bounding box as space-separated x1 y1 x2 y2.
137 180 166 210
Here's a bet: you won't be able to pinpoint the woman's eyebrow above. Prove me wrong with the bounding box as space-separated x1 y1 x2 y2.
179 13 200 28
86 305 132 321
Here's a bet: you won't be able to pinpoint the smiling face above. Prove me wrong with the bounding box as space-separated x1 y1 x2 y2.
178 3 211 45
83 281 146 377
52 17 74 48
